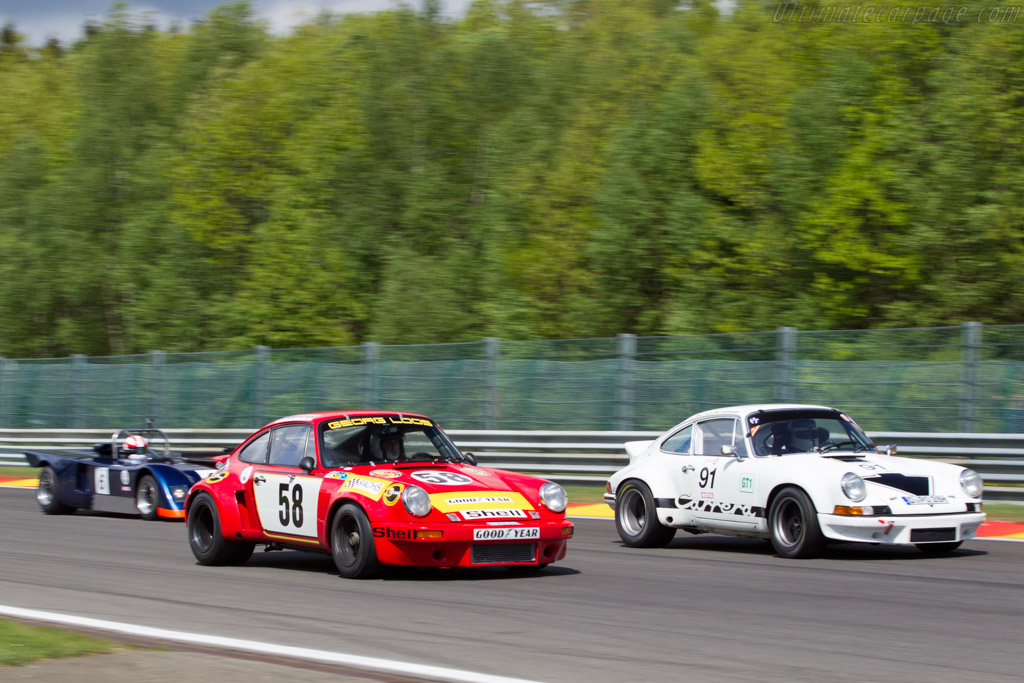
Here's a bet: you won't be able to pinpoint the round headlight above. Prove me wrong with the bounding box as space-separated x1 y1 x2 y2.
841 472 867 502
960 469 983 498
539 482 568 513
402 485 432 517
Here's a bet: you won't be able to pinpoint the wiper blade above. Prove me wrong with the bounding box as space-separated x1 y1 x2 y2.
853 443 876 453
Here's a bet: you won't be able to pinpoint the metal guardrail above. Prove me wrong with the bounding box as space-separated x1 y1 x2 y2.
2 428 1022 502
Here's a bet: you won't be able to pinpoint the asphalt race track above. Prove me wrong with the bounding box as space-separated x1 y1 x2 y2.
2 488 1023 683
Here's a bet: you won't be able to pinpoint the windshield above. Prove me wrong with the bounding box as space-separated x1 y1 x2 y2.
317 416 463 468
746 409 873 456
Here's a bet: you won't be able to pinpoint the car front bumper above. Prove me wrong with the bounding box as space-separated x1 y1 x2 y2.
818 511 986 545
371 519 574 568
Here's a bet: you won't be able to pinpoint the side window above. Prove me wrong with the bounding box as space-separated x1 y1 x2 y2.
269 425 311 467
696 419 735 456
661 425 693 455
239 432 270 464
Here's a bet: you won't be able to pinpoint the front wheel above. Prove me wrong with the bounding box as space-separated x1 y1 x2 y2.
37 466 72 515
187 494 254 565
331 504 381 579
136 475 159 521
615 481 676 548
916 541 962 555
769 486 825 558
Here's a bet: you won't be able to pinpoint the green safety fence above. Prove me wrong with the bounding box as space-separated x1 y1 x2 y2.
2 324 1024 432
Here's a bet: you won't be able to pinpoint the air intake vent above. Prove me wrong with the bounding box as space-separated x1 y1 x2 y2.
471 543 536 565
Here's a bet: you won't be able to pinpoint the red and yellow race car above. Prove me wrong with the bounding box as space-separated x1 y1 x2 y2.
185 411 573 578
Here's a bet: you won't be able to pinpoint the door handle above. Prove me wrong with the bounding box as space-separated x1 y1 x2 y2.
681 465 695 473
254 475 266 484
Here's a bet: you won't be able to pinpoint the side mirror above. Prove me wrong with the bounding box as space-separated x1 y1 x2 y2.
722 444 746 461
885 444 898 456
463 452 478 466
299 456 316 472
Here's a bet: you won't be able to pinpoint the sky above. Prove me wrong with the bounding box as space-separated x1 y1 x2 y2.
0 1 472 47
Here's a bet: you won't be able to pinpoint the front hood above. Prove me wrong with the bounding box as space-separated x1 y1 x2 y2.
788 451 970 504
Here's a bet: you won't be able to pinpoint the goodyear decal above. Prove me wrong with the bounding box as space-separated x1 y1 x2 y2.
429 490 533 513
341 476 391 501
327 416 432 429
383 483 405 506
205 470 229 484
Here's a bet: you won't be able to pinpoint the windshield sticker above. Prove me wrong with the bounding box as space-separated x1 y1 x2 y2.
430 490 532 513
327 416 432 429
460 508 528 520
205 470 229 483
369 469 402 479
748 416 760 425
240 466 253 485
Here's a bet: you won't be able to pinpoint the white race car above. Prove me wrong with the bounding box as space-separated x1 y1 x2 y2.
605 404 986 557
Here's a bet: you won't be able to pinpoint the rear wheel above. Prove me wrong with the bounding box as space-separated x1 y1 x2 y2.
37 466 72 515
769 487 825 558
916 541 962 555
615 481 676 548
187 494 254 565
135 475 159 521
331 504 381 579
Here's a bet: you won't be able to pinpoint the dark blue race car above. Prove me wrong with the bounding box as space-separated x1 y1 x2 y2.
25 428 219 520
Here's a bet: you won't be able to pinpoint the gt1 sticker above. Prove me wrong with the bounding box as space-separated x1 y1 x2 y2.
240 466 254 485
369 469 402 479
119 471 131 486
740 476 754 493
94 468 110 495
473 527 539 541
411 471 474 486
460 508 527 520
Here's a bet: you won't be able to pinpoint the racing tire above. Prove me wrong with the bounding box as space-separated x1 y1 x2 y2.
615 480 676 548
37 466 72 515
916 541 962 555
331 504 381 579
187 494 254 566
135 475 159 521
769 486 826 559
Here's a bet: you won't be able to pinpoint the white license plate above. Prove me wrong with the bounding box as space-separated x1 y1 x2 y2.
902 495 949 505
473 527 540 541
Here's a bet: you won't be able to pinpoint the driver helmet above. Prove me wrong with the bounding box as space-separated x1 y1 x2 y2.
375 428 404 462
788 419 819 452
124 434 148 455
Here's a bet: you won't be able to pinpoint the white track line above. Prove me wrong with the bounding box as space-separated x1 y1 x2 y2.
0 605 542 683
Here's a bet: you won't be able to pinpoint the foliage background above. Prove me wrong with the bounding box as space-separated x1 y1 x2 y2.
2 0 1023 359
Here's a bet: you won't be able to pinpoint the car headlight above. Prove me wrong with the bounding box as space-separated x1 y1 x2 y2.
539 482 568 513
960 469 983 498
402 485 432 517
841 472 867 502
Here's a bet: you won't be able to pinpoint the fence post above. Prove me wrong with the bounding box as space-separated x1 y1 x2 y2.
0 357 6 428
150 350 165 426
485 338 499 430
71 354 86 429
962 322 981 432
777 327 797 403
616 334 636 431
363 342 379 408
254 346 269 426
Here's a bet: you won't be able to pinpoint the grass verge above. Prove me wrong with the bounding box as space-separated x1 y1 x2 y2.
0 618 135 666
0 466 34 479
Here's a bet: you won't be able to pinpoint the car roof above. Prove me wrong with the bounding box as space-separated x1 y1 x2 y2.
683 403 837 422
263 410 433 429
